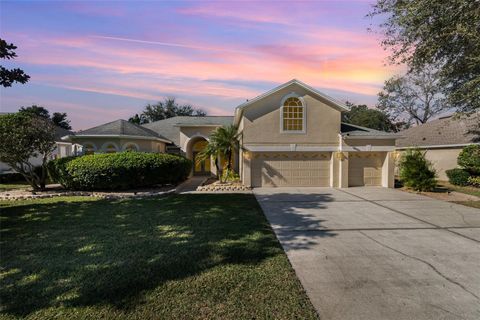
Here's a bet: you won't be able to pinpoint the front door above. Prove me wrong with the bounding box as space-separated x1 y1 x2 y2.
193 151 210 175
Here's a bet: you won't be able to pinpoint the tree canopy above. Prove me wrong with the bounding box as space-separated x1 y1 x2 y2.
0 113 56 190
377 67 448 126
0 38 30 87
129 98 206 124
19 105 72 130
342 102 404 132
369 0 480 111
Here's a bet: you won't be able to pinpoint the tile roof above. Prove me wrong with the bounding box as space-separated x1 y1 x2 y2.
340 122 399 138
396 113 479 148
143 116 233 146
74 119 169 141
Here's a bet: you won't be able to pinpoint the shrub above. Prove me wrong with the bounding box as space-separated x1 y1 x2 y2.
457 145 480 175
445 168 470 186
222 168 240 182
398 149 437 191
467 176 480 188
48 152 192 190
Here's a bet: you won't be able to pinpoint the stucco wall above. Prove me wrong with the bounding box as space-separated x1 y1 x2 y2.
343 138 396 147
423 148 461 181
179 126 219 151
72 137 166 153
241 83 341 145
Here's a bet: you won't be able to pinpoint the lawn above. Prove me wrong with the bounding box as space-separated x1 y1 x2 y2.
0 183 30 192
438 181 480 197
0 194 317 320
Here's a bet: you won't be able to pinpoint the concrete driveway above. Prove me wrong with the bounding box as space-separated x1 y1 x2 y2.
254 187 480 320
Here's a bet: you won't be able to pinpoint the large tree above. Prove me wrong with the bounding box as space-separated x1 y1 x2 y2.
369 0 480 111
342 102 404 132
377 67 448 126
0 113 56 190
0 38 30 87
18 105 72 130
129 98 206 124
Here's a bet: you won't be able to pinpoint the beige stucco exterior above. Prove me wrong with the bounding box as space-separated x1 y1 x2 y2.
236 81 398 188
396 147 462 181
69 137 166 153
241 83 341 146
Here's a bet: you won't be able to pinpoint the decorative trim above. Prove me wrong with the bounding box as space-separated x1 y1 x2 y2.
396 143 479 150
342 146 396 152
244 144 338 152
182 134 210 152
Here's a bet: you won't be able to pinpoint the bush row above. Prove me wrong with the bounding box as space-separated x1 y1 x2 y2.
48 152 192 190
445 145 480 187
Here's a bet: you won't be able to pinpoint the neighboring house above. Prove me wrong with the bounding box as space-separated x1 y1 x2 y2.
0 126 78 174
64 79 400 188
396 113 479 180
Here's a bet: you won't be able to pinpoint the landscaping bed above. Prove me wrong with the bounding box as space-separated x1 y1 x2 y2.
197 178 251 192
0 194 317 319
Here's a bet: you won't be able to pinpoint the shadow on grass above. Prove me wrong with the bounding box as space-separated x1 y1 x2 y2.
0 193 332 317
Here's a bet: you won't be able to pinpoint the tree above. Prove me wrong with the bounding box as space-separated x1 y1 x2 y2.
377 67 448 126
18 105 72 130
129 98 206 124
342 102 404 132
51 112 72 130
398 148 437 191
198 125 239 182
369 0 480 111
0 38 30 87
0 113 56 190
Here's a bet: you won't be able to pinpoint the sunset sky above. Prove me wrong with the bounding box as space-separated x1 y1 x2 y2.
0 0 402 130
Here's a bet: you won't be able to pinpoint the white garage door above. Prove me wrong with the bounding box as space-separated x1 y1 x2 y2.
348 152 385 187
251 152 331 187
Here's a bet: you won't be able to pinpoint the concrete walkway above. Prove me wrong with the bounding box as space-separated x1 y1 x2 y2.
175 176 205 193
254 187 480 320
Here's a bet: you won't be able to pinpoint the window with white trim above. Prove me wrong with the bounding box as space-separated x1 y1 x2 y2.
282 97 304 132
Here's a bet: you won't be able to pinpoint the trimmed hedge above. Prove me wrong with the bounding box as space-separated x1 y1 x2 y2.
446 168 470 186
458 144 480 175
48 152 192 190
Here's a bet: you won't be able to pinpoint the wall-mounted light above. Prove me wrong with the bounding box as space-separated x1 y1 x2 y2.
243 151 252 160
335 152 346 161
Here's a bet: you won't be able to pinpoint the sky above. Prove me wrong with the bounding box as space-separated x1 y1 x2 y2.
0 0 402 130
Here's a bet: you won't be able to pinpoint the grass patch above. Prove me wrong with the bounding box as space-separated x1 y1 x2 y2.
0 183 30 192
453 201 480 209
0 195 317 319
437 181 480 197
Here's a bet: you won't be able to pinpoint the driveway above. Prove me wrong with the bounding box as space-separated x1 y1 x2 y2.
254 187 480 320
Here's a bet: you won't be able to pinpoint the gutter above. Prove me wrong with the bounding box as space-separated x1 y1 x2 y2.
61 134 171 144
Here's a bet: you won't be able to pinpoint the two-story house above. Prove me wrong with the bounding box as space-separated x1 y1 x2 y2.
63 79 399 188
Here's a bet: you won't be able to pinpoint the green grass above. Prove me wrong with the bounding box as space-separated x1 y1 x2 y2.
0 195 317 320
438 181 480 197
0 183 30 192
453 201 480 209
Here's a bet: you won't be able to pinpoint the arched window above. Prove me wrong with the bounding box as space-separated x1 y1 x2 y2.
83 143 96 155
123 143 139 152
281 96 305 132
104 143 118 153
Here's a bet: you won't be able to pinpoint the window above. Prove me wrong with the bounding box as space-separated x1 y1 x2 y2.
281 96 305 132
123 143 139 152
83 143 95 155
104 144 117 153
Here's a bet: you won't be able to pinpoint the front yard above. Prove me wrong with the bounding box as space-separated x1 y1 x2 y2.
0 194 317 319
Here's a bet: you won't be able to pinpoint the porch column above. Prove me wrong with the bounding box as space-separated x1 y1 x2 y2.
339 152 349 188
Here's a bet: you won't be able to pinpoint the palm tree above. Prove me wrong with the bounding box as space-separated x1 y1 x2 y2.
197 125 240 182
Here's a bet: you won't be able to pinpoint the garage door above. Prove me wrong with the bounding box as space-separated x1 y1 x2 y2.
251 152 331 187
348 152 385 186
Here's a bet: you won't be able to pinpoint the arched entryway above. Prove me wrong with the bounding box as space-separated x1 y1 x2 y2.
187 138 211 176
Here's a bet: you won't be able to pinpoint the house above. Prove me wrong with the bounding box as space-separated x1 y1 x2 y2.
63 79 400 188
0 126 78 174
396 113 479 180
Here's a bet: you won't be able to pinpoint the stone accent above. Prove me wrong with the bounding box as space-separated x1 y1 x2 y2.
0 189 175 201
196 182 251 192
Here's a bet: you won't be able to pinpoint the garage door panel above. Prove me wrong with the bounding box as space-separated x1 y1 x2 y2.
252 152 331 187
348 152 384 187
